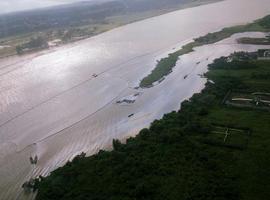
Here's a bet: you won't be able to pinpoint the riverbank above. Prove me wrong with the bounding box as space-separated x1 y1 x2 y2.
139 15 270 88
35 49 270 200
0 0 222 59
1 1 270 199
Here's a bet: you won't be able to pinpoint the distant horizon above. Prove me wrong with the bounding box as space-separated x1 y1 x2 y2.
0 0 97 15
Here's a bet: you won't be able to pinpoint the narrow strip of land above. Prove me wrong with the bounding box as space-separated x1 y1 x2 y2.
140 15 270 88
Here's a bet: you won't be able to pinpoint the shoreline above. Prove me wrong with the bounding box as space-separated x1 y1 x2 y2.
0 0 223 60
35 36 270 199
1 1 270 199
139 14 270 88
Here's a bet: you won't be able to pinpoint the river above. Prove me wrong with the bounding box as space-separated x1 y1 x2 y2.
0 0 270 199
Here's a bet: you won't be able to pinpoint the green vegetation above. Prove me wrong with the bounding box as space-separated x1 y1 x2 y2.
238 36 270 45
139 15 270 88
35 52 270 200
16 36 48 54
0 0 221 57
258 15 270 28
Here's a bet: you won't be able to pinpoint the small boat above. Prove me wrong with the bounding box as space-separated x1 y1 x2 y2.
184 75 188 79
92 73 98 78
196 61 201 65
128 114 134 118
29 155 38 164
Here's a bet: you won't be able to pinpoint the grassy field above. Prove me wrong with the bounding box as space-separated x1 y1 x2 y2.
33 50 270 199
139 15 270 88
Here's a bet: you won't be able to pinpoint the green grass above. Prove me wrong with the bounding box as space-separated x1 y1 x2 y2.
139 15 270 88
237 37 270 45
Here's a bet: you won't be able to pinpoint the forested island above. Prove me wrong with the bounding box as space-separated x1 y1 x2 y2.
140 15 270 87
33 22 270 200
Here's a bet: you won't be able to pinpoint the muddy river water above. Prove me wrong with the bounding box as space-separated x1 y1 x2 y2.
0 0 270 199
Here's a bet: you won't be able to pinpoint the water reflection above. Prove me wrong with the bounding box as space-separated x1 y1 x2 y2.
0 0 270 199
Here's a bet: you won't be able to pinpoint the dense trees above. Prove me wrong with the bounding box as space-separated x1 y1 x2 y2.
258 15 270 28
35 15 270 199
34 53 270 200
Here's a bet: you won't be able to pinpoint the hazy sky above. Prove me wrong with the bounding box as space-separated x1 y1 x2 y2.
0 0 93 14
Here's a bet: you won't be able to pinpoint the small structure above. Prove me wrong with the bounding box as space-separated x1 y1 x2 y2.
258 49 270 60
205 124 251 150
48 39 62 47
229 51 257 61
224 91 270 111
92 73 98 78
